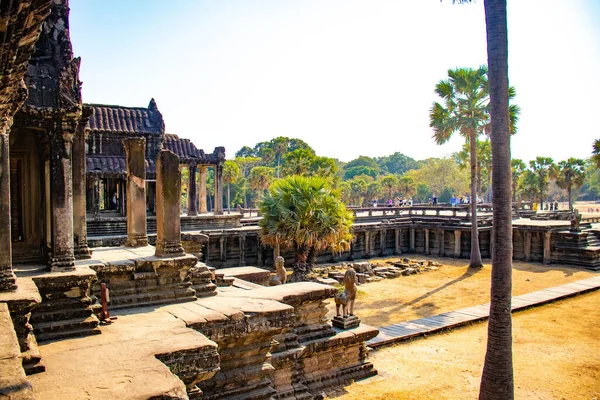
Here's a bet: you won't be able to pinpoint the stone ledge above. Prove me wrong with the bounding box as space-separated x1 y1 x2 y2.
216 266 270 285
218 282 338 306
0 303 34 400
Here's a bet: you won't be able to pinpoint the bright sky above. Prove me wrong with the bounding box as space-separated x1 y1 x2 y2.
69 0 600 164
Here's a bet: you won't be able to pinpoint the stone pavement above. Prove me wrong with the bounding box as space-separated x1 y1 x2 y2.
367 275 600 348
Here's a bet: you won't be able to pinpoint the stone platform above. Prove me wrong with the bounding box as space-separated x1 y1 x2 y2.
27 307 219 399
0 303 34 400
215 266 271 286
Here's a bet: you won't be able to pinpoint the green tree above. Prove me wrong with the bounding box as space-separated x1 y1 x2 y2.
235 156 262 178
259 176 354 279
592 139 600 169
272 136 288 178
348 178 368 206
430 65 519 268
556 158 586 210
282 148 316 176
222 160 241 212
309 156 338 179
528 157 557 209
249 166 275 205
376 152 420 175
511 159 526 204
380 174 400 199
366 181 382 205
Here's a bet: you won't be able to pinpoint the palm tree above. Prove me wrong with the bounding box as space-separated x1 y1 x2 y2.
480 0 515 398
249 166 275 205
380 174 400 200
592 139 600 169
528 157 556 209
282 148 315 176
222 160 240 212
259 175 353 279
272 136 288 178
349 178 367 206
511 159 526 203
556 158 586 211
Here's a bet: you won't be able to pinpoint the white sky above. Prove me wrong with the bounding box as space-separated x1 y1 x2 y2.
69 0 600 164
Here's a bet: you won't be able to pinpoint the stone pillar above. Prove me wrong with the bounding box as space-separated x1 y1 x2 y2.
424 228 430 255
454 230 462 258
257 241 263 266
48 129 76 271
409 228 415 253
214 164 224 215
380 229 386 256
524 231 531 262
239 234 246 266
394 229 401 255
155 150 185 257
72 113 91 259
92 176 100 217
437 229 444 256
348 238 355 261
364 231 371 258
543 231 552 265
219 237 227 262
0 133 16 291
199 166 208 214
123 138 148 247
187 163 198 216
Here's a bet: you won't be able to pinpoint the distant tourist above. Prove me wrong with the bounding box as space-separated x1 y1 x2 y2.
111 192 118 210
372 198 378 208
432 194 437 206
387 198 393 207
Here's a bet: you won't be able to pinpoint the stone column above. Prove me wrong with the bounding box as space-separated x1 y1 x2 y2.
48 128 76 271
524 231 531 262
543 231 552 265
0 133 16 291
92 176 100 217
380 229 386 256
257 241 263 266
214 164 224 215
123 138 148 247
437 229 445 256
394 229 401 255
348 238 355 261
198 166 208 214
219 237 227 262
239 234 246 266
454 230 462 258
187 163 198 216
155 150 185 257
424 228 430 255
364 231 371 257
409 228 415 253
72 113 91 259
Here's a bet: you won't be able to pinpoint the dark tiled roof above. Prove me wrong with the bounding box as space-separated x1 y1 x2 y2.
86 156 156 177
164 133 205 161
85 99 165 136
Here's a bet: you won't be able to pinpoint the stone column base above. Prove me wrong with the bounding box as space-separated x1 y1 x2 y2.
156 241 186 258
0 270 17 291
48 255 75 271
332 315 361 329
74 242 92 260
126 233 149 248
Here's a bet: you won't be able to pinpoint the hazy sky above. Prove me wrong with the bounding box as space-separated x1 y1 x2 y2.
69 1 600 164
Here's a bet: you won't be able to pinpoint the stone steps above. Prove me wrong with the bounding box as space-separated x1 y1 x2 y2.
34 316 101 342
108 290 197 310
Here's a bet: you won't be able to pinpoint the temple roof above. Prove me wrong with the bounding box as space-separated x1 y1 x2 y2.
85 99 165 136
163 134 205 162
86 155 156 178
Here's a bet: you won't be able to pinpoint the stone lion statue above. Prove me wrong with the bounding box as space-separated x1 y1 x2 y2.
269 256 287 286
335 268 357 317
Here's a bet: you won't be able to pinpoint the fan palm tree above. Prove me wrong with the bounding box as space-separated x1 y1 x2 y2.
259 175 353 279
592 139 600 169
556 158 586 211
480 0 515 398
272 136 288 178
380 174 400 200
430 66 519 268
528 157 557 209
222 160 240 212
249 166 275 205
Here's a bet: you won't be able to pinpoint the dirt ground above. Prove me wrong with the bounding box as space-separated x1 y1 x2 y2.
325 257 599 327
322 258 600 399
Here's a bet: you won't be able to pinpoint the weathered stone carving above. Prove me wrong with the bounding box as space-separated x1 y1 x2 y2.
269 256 287 286
570 210 582 233
333 268 361 329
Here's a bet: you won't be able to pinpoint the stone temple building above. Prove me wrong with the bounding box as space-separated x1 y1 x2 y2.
85 100 225 218
1 2 379 399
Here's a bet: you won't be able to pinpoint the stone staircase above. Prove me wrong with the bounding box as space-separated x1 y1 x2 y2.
30 270 101 342
553 229 600 270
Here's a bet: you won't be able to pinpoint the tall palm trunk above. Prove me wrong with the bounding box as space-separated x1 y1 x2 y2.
469 129 483 268
567 183 572 211
227 183 231 213
480 0 514 398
